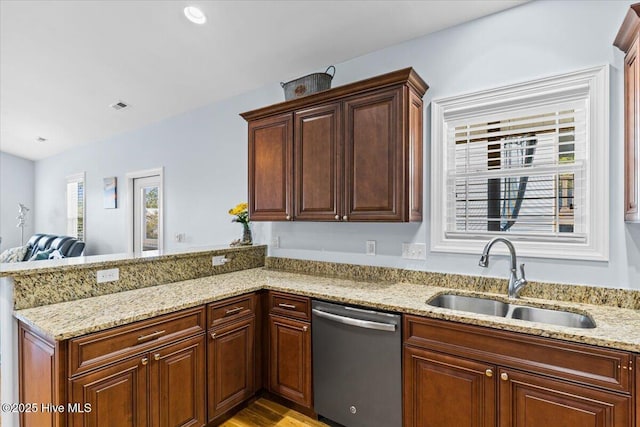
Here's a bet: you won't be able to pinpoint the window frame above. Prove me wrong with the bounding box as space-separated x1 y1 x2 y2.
430 65 609 261
66 172 86 241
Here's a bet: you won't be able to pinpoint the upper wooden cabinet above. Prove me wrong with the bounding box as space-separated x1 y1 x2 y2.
242 68 428 222
615 4 640 222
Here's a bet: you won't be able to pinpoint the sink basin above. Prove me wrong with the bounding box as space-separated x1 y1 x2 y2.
427 294 596 329
427 294 509 317
510 306 596 329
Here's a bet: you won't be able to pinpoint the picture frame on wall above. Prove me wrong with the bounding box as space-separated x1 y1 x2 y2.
104 177 117 209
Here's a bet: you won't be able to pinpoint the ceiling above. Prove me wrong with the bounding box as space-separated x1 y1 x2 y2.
0 0 527 161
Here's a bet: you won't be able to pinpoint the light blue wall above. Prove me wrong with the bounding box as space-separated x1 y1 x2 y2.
34 0 640 289
0 152 35 251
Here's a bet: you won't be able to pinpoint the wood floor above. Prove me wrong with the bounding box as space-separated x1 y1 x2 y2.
221 398 329 427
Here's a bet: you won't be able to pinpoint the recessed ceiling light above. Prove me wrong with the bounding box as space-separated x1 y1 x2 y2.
184 6 206 25
36 136 47 143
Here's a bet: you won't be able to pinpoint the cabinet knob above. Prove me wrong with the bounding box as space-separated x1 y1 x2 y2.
286 215 291 221
302 325 308 332
485 369 493 378
141 357 148 366
335 215 340 220
500 372 509 381
211 332 216 339
153 353 160 361
342 215 348 221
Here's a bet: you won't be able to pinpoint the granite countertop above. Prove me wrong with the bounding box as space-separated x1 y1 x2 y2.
14 268 640 352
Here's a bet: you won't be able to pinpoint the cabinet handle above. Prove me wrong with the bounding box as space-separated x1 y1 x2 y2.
286 215 291 220
225 307 243 315
278 303 297 310
137 330 165 342
342 215 348 221
211 332 216 339
335 215 340 220
153 353 160 361
485 369 493 378
303 325 308 332
141 357 148 365
500 372 509 381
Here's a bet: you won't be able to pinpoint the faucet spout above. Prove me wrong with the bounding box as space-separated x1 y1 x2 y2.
478 237 527 298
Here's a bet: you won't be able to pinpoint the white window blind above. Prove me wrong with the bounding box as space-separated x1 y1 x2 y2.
447 101 586 242
431 66 609 261
66 173 85 241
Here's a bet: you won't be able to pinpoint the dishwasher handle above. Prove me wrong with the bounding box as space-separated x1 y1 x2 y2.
312 308 397 332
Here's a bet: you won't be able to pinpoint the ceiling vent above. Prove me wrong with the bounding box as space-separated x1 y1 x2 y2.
110 100 130 111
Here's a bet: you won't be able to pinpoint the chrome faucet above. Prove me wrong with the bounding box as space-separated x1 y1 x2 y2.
479 237 527 298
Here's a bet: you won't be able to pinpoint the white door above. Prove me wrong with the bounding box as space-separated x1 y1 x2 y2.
133 175 162 254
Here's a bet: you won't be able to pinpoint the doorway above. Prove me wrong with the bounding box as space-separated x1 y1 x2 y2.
127 168 163 254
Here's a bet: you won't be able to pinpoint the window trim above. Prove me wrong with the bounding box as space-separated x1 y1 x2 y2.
430 65 609 261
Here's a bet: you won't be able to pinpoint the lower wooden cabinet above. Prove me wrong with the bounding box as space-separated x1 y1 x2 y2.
268 314 312 408
69 334 206 427
403 346 495 427
69 353 148 427
499 368 631 427
207 317 255 422
403 315 633 427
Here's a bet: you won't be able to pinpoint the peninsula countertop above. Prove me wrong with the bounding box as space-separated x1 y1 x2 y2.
14 268 640 352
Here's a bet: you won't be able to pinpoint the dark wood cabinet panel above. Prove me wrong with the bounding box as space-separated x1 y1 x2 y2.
248 113 293 221
408 88 423 222
19 325 66 427
615 5 640 222
151 335 206 427
499 368 631 427
344 87 404 221
69 355 148 427
636 356 639 427
207 317 255 422
268 314 312 408
294 103 342 221
403 345 495 427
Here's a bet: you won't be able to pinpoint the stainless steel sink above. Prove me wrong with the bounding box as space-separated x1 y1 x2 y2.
510 306 596 329
427 294 509 317
427 294 596 329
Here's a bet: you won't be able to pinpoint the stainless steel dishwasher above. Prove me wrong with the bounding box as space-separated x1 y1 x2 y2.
312 300 401 427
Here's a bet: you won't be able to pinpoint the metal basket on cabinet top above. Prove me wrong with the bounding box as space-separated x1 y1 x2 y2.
281 66 336 100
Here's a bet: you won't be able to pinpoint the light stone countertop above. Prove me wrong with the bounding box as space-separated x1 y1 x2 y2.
14 268 640 352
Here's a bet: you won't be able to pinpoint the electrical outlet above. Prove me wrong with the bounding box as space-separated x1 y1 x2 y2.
271 236 280 248
96 268 119 283
402 243 427 260
366 240 376 256
212 256 229 266
174 233 185 243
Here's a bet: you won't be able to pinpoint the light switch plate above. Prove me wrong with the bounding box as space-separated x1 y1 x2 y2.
366 240 376 256
402 243 427 260
96 268 119 283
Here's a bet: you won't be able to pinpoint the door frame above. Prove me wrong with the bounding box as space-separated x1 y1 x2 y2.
126 167 164 254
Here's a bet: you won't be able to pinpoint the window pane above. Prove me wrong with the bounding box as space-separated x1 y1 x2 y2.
142 186 158 251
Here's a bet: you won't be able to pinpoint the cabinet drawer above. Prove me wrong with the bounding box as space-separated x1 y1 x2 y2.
69 306 205 377
404 315 632 393
208 293 256 328
268 292 310 321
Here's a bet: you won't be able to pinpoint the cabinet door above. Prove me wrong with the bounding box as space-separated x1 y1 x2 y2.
636 356 639 427
150 335 206 427
268 314 312 408
625 38 640 221
294 103 342 221
498 369 631 427
69 355 148 427
403 345 495 427
207 317 255 422
248 113 293 221
343 87 404 221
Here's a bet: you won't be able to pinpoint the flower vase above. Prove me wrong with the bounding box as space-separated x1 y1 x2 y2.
241 222 253 245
